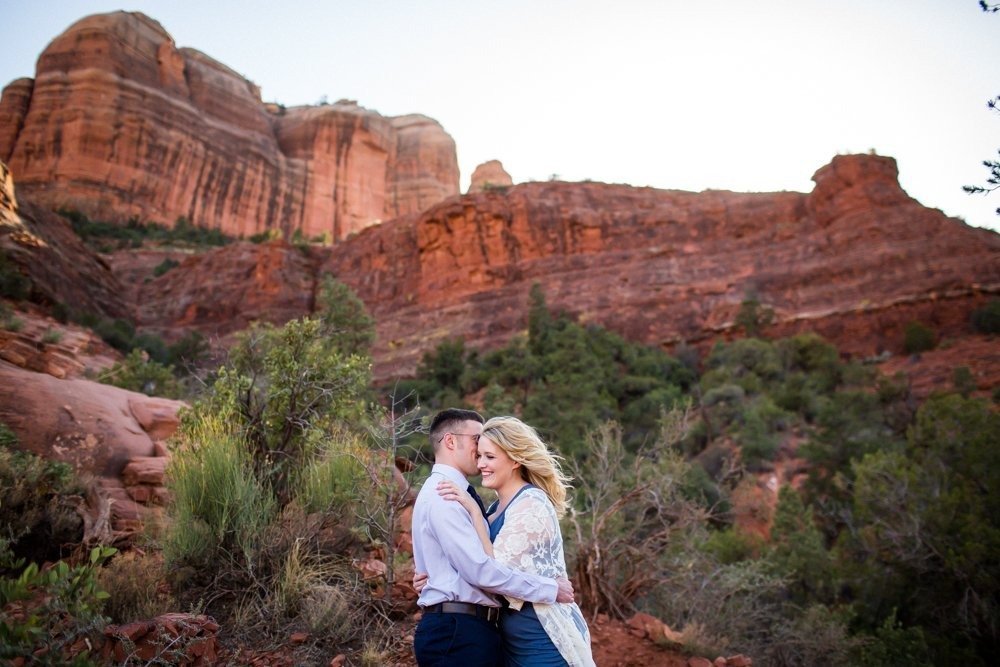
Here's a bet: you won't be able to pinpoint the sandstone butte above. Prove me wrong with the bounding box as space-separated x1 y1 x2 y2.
112 153 997 381
0 11 459 241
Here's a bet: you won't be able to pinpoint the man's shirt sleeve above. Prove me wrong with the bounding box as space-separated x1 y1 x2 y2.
429 496 557 604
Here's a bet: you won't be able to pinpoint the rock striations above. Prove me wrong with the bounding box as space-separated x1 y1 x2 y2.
321 153 1000 377
121 153 1000 380
0 11 459 240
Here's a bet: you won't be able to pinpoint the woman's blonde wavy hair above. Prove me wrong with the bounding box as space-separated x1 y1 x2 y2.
480 416 572 517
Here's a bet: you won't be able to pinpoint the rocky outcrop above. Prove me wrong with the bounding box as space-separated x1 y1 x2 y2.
0 11 458 241
126 153 1000 380
0 361 181 536
317 154 1000 378
133 239 315 342
468 159 513 193
0 161 130 320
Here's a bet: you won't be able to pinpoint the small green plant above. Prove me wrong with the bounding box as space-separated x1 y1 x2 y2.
248 228 282 244
971 299 1000 334
953 366 976 397
58 208 233 250
0 248 30 301
0 434 86 565
1 314 23 331
0 546 117 664
41 327 63 345
99 348 181 398
902 321 936 354
736 293 775 337
152 257 180 277
97 551 176 623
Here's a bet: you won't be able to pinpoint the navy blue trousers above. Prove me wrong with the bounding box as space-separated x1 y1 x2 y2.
414 612 503 666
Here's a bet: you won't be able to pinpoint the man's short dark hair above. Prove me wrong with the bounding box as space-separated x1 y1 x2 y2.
429 408 484 448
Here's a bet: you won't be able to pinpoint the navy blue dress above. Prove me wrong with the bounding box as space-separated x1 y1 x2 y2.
487 485 569 667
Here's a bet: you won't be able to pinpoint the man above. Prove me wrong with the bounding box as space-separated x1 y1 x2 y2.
412 408 574 666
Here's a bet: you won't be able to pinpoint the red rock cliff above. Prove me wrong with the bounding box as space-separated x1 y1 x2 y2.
0 11 458 240
125 154 1000 380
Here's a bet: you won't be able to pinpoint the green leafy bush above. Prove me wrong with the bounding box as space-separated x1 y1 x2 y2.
0 248 30 301
902 321 936 354
0 546 116 665
165 408 277 570
152 257 180 277
970 299 1000 334
846 394 1000 661
396 284 692 455
59 209 233 250
0 432 86 565
99 348 181 398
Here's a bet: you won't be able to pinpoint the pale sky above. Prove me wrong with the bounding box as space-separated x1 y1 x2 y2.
2 0 999 232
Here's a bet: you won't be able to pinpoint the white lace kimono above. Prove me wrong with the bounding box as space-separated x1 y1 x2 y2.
494 487 596 667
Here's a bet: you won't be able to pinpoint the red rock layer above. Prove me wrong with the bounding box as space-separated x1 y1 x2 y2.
320 154 1000 378
0 11 458 240
122 153 1000 380
133 239 315 342
1 160 130 320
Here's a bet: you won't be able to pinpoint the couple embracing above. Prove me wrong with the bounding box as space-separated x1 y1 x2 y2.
411 408 595 666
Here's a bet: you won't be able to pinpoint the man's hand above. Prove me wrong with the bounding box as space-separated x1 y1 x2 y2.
413 571 428 593
555 577 575 604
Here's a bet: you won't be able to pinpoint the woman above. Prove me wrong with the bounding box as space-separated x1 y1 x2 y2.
435 416 595 667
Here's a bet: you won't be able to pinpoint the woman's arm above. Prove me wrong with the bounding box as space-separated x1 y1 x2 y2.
437 480 494 557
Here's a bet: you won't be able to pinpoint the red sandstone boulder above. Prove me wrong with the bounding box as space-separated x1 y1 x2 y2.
0 360 182 535
0 12 458 240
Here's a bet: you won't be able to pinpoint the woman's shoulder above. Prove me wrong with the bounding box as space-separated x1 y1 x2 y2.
509 486 555 513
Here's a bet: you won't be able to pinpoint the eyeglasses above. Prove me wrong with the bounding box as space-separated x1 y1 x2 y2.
439 432 481 444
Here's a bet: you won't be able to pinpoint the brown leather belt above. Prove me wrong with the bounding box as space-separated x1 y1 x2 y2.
423 601 500 623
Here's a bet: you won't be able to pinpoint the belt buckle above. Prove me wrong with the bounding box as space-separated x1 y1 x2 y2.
485 606 499 623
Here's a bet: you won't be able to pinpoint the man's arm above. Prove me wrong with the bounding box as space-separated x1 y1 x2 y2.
430 498 562 604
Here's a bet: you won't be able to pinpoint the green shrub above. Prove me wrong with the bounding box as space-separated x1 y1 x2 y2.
59 208 233 250
99 348 181 398
41 327 63 345
0 436 86 565
851 610 932 667
97 551 176 623
0 248 30 301
848 394 1000 661
902 321 936 354
248 228 282 244
93 317 136 352
953 366 976 397
702 528 760 564
1 314 23 331
970 299 1000 334
0 546 116 665
167 330 210 368
315 274 375 357
735 295 774 337
165 408 277 570
293 428 367 514
152 257 180 277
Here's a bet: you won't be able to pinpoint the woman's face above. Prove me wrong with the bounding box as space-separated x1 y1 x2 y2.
477 436 521 492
